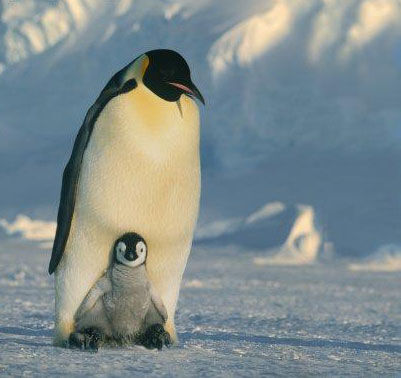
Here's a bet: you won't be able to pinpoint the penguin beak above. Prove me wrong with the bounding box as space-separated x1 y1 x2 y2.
125 250 135 261
168 81 205 105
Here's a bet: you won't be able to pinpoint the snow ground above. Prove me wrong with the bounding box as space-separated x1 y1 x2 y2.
0 243 400 377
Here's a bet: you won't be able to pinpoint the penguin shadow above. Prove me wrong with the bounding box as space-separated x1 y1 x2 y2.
0 326 52 347
179 331 401 354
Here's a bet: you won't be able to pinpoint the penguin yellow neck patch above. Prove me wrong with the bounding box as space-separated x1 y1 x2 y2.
140 56 149 79
126 84 177 133
123 54 150 83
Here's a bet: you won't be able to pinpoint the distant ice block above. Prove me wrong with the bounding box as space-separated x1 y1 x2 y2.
253 204 322 266
196 202 323 265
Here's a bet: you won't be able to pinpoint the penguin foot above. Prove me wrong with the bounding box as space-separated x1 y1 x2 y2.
68 328 104 352
140 324 171 350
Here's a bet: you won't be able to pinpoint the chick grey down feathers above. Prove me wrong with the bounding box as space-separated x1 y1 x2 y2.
74 262 168 342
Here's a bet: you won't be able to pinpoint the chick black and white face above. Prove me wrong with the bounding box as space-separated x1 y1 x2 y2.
142 49 205 105
114 232 147 268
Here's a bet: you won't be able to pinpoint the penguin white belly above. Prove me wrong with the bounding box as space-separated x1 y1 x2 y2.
54 85 200 344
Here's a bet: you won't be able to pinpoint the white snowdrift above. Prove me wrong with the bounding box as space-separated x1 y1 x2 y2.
194 201 286 241
195 201 286 244
254 205 322 266
348 244 401 272
196 202 323 266
194 217 243 241
0 215 56 250
245 201 286 224
2 0 401 72
1 0 103 64
339 0 401 62
207 1 293 76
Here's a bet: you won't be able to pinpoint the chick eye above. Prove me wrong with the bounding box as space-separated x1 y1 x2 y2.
136 241 146 255
116 241 126 253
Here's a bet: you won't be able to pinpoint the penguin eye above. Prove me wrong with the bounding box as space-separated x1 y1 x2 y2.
116 241 126 253
160 68 174 80
136 241 146 255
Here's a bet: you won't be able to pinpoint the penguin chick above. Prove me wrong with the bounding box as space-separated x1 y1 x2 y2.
69 232 171 351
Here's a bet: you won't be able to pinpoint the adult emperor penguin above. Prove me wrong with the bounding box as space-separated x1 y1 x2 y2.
48 49 204 346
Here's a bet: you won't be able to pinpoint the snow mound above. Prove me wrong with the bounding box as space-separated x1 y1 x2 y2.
348 244 401 272
196 202 323 265
254 205 322 266
0 215 56 250
1 0 104 66
195 201 287 242
207 1 293 76
195 201 288 248
194 217 243 240
338 0 401 62
245 201 286 224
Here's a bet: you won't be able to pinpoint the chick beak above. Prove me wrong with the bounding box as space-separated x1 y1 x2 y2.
168 81 205 105
125 250 135 261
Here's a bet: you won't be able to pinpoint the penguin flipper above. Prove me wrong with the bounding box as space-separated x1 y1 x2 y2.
48 62 138 275
146 284 168 325
48 111 94 275
75 274 112 321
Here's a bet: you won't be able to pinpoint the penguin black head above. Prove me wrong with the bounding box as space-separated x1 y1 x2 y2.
142 49 205 105
113 232 147 268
